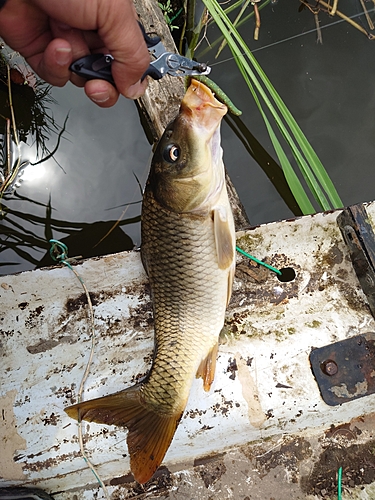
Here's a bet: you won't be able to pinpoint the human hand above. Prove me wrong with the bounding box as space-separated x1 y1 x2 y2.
0 0 150 107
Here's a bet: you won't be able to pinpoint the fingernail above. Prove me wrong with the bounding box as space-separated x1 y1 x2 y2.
90 91 110 104
126 80 146 100
55 47 72 66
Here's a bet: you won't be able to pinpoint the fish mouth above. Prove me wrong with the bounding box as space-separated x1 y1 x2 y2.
180 79 227 132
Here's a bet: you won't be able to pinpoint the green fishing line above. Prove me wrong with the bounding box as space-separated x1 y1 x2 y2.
49 239 71 267
169 7 183 23
49 239 86 283
236 245 282 275
337 466 342 500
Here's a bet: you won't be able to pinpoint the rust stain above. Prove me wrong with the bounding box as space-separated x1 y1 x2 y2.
195 456 227 488
66 292 99 312
24 305 45 329
57 283 153 340
109 466 172 498
41 412 60 426
301 438 375 496
193 452 227 488
230 254 300 311
226 357 238 380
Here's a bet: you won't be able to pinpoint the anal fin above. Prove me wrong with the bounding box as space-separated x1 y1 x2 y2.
65 385 182 484
196 343 218 392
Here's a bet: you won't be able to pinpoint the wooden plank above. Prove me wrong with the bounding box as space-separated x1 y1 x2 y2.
134 0 250 229
135 0 185 142
1 204 375 498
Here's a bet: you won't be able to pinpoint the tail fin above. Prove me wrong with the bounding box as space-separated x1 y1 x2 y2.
65 386 182 484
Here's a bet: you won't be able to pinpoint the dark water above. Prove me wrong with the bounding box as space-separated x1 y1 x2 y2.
199 0 375 225
0 80 151 275
1 0 375 275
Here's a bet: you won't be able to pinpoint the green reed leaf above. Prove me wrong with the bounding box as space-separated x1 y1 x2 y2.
201 0 343 213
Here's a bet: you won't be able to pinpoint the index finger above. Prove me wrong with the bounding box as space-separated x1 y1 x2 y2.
33 0 150 98
100 10 150 99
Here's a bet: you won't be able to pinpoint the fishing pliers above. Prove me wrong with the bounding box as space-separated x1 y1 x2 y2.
70 23 211 85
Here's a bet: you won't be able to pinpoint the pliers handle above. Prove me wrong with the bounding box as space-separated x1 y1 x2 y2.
70 53 115 84
69 22 210 85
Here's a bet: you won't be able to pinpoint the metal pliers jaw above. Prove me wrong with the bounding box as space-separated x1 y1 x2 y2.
69 23 210 85
143 52 210 80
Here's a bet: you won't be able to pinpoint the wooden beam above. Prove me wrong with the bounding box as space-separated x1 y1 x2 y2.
134 0 250 229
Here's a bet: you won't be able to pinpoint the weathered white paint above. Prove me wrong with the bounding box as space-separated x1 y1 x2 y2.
1 203 375 497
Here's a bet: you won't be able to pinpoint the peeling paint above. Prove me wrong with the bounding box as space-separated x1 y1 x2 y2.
330 381 369 398
1 205 375 497
236 354 266 428
0 390 26 479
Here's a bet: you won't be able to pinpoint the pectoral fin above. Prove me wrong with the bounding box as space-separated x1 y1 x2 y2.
213 206 235 270
65 386 182 484
196 343 219 391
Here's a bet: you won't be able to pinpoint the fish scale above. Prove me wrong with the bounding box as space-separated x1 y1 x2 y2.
140 190 229 413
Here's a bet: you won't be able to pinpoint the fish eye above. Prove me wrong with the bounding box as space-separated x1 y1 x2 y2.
163 144 180 163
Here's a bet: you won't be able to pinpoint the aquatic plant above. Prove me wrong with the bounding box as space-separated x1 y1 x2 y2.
300 0 375 42
0 51 60 151
181 0 344 215
158 0 182 31
0 45 66 199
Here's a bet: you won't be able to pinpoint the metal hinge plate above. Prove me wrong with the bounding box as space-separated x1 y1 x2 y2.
310 332 375 406
337 203 375 318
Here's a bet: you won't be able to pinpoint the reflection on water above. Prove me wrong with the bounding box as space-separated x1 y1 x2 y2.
0 53 151 276
21 163 47 182
1 190 141 270
1 2 375 275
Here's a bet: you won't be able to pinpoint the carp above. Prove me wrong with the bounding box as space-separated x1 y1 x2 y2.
65 79 235 484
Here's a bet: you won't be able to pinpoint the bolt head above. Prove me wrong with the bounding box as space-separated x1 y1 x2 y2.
321 359 338 376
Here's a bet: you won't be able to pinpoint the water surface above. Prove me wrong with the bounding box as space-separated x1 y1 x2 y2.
1 1 375 275
199 1 375 223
